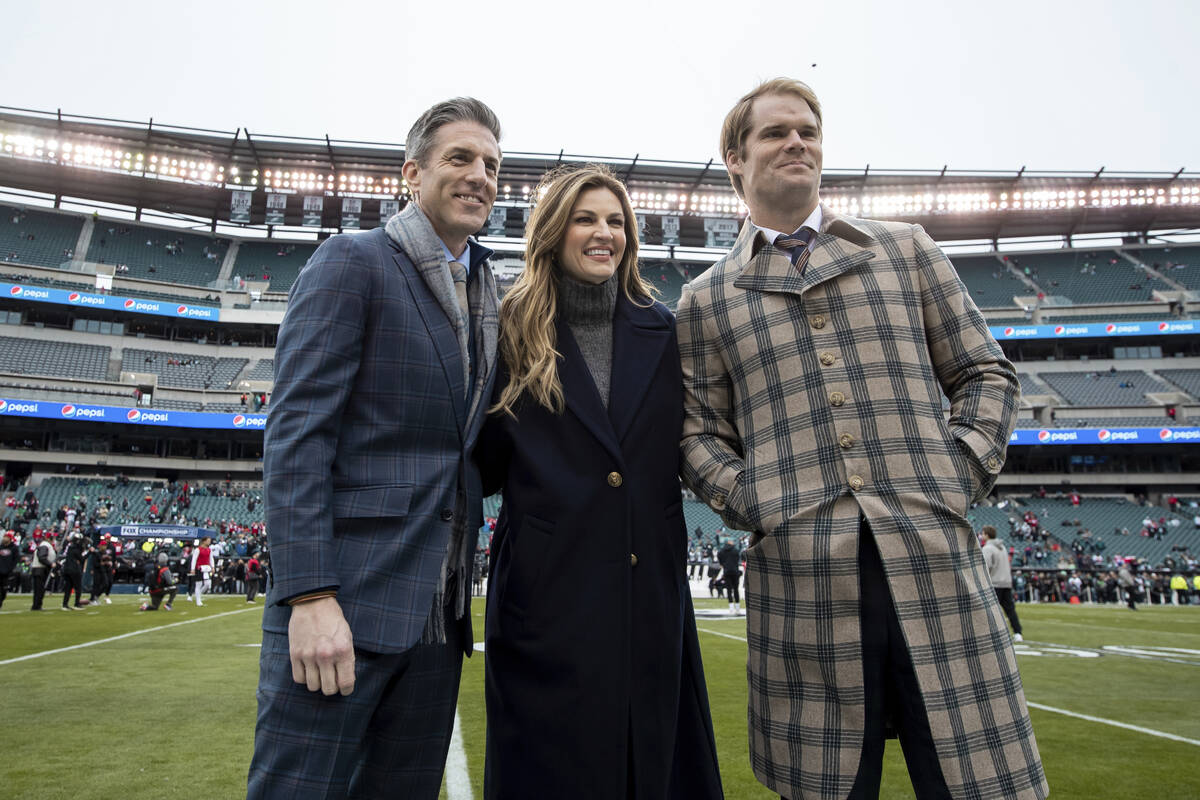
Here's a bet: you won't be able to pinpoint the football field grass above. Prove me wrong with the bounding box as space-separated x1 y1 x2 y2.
1 593 1197 799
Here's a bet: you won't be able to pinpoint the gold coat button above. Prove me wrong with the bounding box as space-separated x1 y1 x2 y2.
986 456 1000 470
607 471 623 488
810 314 826 329
710 494 726 510
630 553 639 567
839 433 855 449
848 475 864 491
830 391 845 407
819 352 836 366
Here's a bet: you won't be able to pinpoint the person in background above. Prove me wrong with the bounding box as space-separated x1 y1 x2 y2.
0 531 17 609
245 553 263 603
29 534 54 611
190 535 214 606
60 532 87 611
982 525 1023 642
717 537 743 614
140 553 177 611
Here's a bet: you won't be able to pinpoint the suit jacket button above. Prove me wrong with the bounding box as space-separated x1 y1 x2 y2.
630 553 639 567
810 314 826 329
987 456 1000 470
848 475 864 491
607 471 623 488
830 391 845 407
710 494 726 510
839 433 855 449
440 509 454 521
819 352 836 366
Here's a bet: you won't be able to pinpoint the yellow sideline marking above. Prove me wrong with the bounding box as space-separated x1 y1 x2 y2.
0 607 259 666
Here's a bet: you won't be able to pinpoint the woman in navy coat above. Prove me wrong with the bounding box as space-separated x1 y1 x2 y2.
478 165 723 799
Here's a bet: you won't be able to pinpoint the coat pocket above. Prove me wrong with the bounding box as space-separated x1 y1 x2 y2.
331 484 413 519
503 514 555 615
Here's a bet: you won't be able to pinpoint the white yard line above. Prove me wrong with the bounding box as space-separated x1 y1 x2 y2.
445 710 473 800
694 628 1200 747
0 607 259 666
1026 702 1200 747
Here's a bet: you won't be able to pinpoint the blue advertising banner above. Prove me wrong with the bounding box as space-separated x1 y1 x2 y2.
2 282 220 321
990 320 1197 341
0 398 265 430
1009 426 1200 445
97 524 217 540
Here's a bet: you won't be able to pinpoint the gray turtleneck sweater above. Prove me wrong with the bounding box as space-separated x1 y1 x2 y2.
557 273 619 408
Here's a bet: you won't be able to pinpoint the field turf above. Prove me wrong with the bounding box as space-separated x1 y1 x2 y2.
1 593 1197 799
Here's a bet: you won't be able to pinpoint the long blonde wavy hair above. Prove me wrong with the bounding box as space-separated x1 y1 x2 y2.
492 164 655 418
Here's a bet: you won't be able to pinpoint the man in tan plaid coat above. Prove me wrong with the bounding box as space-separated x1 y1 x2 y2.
677 79 1048 799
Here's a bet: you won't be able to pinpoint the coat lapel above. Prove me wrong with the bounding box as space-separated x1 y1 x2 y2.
392 245 467 429
555 316 624 466
732 205 877 297
607 296 670 445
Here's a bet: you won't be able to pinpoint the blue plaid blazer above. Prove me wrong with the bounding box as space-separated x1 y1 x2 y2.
262 226 497 654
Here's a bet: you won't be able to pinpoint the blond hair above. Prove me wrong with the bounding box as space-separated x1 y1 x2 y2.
719 78 823 197
492 165 653 417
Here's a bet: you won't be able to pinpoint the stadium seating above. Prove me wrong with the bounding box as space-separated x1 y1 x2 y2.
1126 245 1200 290
234 241 317 293
85 223 227 287
1017 373 1050 396
243 359 274 381
640 261 686 309
1 207 82 268
1039 370 1171 406
0 335 110 381
1157 368 1200 399
1005 250 1173 304
952 254 1025 309
120 349 247 390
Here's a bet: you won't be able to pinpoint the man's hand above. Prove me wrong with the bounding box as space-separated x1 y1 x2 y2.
288 596 356 696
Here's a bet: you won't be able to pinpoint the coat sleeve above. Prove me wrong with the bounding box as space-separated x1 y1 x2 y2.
263 234 371 603
913 225 1019 501
677 283 754 532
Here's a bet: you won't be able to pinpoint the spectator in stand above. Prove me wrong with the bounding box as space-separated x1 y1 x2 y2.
0 531 17 609
982 526 1023 641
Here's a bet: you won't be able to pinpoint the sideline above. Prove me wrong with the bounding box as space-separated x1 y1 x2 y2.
695 628 1200 747
1026 702 1200 747
0 607 259 666
445 711 473 800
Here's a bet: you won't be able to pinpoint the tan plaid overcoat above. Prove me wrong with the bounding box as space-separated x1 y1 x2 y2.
677 208 1048 799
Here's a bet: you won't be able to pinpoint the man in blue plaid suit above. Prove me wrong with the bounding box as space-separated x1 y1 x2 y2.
678 79 1047 799
248 98 503 799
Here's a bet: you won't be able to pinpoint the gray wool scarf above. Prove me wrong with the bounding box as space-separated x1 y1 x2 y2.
384 202 498 644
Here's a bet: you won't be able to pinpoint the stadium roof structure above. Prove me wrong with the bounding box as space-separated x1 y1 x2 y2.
2 106 1199 244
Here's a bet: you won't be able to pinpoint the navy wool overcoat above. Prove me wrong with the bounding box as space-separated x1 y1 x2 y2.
477 294 723 799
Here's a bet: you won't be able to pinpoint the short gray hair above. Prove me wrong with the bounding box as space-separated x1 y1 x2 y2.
405 97 502 167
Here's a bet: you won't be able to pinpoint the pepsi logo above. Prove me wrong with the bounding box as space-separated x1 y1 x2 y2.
1160 429 1172 441
68 292 80 302
61 405 76 417
126 409 140 421
1097 429 1110 441
1054 326 1065 335
1038 430 1050 442
1004 327 1015 337
9 286 21 296
1105 324 1115 333
123 299 135 309
0 400 6 412
177 305 188 314
232 414 246 427
1159 322 1169 331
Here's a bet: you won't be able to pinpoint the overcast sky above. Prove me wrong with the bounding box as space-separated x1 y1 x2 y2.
4 0 1197 174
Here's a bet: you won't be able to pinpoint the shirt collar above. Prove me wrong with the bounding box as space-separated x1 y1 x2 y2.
752 204 823 251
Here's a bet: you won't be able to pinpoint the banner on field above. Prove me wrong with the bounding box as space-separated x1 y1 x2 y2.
992 320 1199 341
302 196 324 227
703 217 739 248
341 197 362 229
230 190 252 224
265 193 287 226
378 199 400 227
661 215 680 247
0 397 263 429
2 282 219 321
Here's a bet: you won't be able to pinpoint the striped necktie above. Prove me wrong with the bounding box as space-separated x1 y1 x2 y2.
774 227 815 272
448 260 469 324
